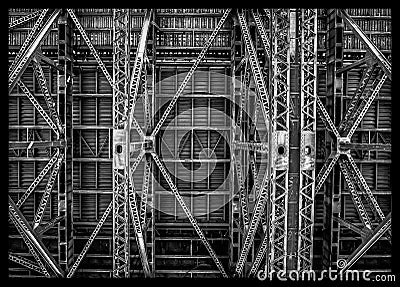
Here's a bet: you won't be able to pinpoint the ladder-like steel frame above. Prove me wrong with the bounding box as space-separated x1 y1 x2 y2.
8 8 392 279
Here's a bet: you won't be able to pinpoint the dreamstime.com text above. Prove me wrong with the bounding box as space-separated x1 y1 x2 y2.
257 268 396 282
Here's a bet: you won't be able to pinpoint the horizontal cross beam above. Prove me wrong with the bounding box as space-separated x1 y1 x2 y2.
9 140 65 150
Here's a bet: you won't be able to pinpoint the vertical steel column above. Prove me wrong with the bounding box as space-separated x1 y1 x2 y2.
322 9 343 271
268 8 290 275
286 8 300 273
142 10 156 275
57 9 74 272
297 8 317 271
230 14 242 270
112 8 131 278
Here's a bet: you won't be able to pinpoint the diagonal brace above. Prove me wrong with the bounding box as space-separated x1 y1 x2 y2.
9 196 64 277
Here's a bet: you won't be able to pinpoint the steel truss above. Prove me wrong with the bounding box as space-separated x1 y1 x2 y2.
112 8 132 278
9 9 60 92
237 9 318 278
297 8 317 272
234 9 273 277
8 8 392 279
8 8 74 278
111 8 152 278
267 8 291 275
136 8 232 278
9 10 43 30
315 9 392 271
9 196 64 277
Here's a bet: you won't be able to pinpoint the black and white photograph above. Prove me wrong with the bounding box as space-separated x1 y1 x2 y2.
7 8 394 282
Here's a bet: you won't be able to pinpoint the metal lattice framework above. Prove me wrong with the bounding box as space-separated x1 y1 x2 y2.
268 8 290 274
234 9 272 277
314 8 392 271
297 8 317 271
8 8 72 278
112 8 131 277
8 8 392 279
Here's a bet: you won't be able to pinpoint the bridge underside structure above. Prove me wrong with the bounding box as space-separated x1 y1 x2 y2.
8 8 392 278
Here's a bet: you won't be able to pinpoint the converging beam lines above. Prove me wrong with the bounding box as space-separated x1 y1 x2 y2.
9 215 50 277
151 9 232 137
338 63 376 134
67 202 112 278
127 9 152 125
345 154 391 242
151 152 228 278
9 9 60 92
9 196 64 277
237 10 270 127
67 9 114 89
9 9 48 74
346 70 387 139
340 9 391 80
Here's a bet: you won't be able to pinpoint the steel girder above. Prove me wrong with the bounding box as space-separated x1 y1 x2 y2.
234 9 272 277
338 159 372 230
315 9 391 270
8 252 46 275
15 150 59 208
151 152 229 278
9 9 48 75
9 196 64 277
8 9 76 278
9 10 43 30
249 8 317 277
9 9 60 92
127 151 151 277
151 9 232 137
8 140 64 150
32 58 63 132
112 8 152 278
57 11 74 271
339 9 391 81
10 214 51 277
112 9 131 278
230 15 242 272
16 80 60 136
67 9 114 89
33 152 64 229
127 10 153 127
338 212 391 272
267 8 291 275
67 202 112 278
297 8 317 272
141 9 232 278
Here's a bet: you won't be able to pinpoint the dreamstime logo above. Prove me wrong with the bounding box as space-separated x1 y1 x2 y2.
256 268 373 281
143 70 268 217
